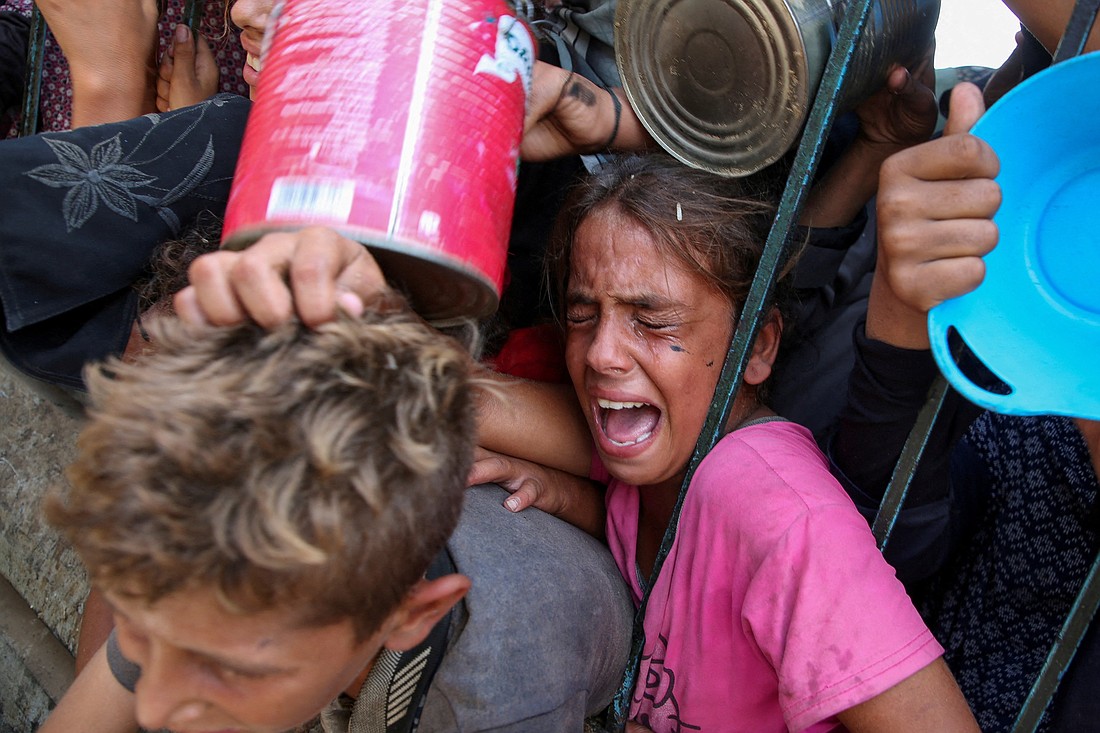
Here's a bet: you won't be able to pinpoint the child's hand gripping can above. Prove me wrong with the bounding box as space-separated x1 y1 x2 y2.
222 0 534 321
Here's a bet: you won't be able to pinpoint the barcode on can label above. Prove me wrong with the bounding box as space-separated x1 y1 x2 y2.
266 178 356 222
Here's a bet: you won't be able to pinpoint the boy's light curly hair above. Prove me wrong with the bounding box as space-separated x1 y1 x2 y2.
48 298 479 639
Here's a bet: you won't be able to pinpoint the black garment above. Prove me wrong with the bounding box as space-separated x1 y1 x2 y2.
0 94 250 388
0 10 29 114
770 207 873 439
830 323 1100 733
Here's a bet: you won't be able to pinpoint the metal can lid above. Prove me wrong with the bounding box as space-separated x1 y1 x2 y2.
615 0 831 177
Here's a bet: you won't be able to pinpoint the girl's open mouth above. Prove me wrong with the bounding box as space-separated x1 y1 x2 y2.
598 398 660 447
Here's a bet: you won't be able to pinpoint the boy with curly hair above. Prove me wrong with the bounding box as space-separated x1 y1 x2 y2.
40 300 631 733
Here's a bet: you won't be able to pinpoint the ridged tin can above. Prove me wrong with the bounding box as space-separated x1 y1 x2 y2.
615 0 940 177
222 0 534 320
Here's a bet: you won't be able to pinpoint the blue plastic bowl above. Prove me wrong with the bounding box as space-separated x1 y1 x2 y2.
928 50 1100 420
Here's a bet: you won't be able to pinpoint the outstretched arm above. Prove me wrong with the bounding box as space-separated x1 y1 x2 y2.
829 84 1000 581
469 447 605 538
868 83 1000 348
800 54 938 229
521 59 653 161
1001 0 1099 54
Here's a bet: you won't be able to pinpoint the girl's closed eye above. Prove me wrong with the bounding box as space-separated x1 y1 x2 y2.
565 304 597 325
635 315 677 331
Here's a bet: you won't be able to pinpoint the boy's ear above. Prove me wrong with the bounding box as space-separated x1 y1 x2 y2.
382 574 471 652
744 313 782 387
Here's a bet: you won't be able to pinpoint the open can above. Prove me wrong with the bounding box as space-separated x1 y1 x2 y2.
222 0 534 321
615 0 940 176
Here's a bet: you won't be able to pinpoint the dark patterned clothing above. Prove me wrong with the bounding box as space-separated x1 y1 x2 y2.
0 94 249 388
2 0 248 137
831 328 1100 733
916 414 1100 733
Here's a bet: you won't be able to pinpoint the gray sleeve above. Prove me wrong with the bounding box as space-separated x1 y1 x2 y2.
105 629 141 693
418 485 633 732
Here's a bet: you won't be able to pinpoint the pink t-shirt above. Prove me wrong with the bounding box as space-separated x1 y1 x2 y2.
600 420 943 733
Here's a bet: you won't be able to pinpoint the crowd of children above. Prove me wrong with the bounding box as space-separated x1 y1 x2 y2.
1 0 1098 732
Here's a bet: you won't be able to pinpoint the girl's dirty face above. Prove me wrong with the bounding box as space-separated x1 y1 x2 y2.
564 208 736 491
230 0 275 99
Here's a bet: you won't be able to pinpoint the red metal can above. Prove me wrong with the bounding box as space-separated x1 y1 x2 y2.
222 0 534 321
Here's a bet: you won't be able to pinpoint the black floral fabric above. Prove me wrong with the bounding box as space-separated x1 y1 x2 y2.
0 93 249 388
916 413 1100 733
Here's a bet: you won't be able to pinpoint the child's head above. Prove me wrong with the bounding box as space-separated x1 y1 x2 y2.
548 153 780 328
52 300 475 634
48 301 478 729
547 153 785 489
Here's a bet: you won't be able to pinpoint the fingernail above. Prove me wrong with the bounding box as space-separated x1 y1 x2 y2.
505 497 520 512
176 24 190 42
336 291 365 317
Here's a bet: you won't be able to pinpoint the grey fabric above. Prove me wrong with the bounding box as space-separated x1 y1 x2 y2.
105 630 140 693
415 485 632 732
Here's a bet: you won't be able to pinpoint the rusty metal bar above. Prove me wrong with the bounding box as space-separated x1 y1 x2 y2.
1053 0 1100 63
872 375 950 552
17 3 46 137
1012 551 1100 733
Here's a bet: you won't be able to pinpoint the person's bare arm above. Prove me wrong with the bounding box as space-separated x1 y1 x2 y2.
521 60 653 161
38 642 138 733
468 447 605 537
837 658 980 732
1001 0 1099 54
800 55 938 229
36 0 161 127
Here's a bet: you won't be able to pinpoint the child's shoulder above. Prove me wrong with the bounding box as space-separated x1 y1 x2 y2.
694 419 849 511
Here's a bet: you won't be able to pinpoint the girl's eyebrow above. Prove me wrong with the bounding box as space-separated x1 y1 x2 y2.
566 288 683 311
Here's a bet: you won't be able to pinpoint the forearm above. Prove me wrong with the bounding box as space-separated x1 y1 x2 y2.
70 65 157 127
801 138 901 228
544 472 606 539
475 369 594 477
837 658 979 733
832 322 979 506
38 643 138 733
1002 0 1100 54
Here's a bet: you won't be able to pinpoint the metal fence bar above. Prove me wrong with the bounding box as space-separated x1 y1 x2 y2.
1012 551 1100 733
1053 0 1100 63
182 0 204 34
17 3 47 138
608 0 878 727
872 374 950 551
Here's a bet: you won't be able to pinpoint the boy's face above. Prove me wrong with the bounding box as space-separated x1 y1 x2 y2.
107 587 383 733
